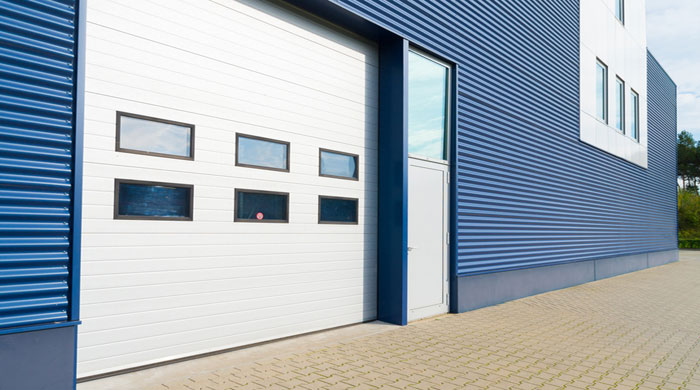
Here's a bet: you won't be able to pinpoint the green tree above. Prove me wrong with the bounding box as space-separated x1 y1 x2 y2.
678 131 698 190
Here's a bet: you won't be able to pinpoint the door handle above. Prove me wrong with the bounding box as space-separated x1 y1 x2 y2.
407 246 417 252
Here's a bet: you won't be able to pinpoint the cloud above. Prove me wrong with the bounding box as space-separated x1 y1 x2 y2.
646 0 700 133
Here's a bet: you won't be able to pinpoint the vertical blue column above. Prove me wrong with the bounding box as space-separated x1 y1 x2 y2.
377 35 409 325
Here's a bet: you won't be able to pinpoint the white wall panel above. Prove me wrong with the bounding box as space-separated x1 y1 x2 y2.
579 0 647 167
78 0 378 377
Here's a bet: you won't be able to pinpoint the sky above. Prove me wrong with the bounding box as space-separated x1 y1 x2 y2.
646 0 700 139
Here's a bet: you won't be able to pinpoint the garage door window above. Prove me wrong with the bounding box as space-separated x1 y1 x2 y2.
235 189 289 222
236 134 290 171
319 196 358 224
116 112 194 159
408 50 450 161
319 149 358 180
115 179 193 220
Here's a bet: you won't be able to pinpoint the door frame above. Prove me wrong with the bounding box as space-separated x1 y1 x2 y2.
407 156 450 322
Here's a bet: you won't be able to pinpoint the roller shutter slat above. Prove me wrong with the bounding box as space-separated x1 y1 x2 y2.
0 0 76 329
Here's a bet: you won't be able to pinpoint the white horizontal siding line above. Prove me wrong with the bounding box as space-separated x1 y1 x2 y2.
84 105 379 146
81 135 380 164
80 289 375 324
79 302 376 348
83 55 377 130
77 312 375 377
80 275 375 304
83 93 378 148
81 260 375 277
81 245 375 253
87 36 378 107
80 148 380 172
81 231 376 236
83 33 376 114
81 259 376 275
79 295 376 338
81 189 378 202
84 81 376 141
80 249 376 262
99 0 377 70
81 268 376 292
77 308 376 368
80 291 376 335
205 0 377 64
82 174 379 195
81 239 377 248
85 21 376 106
84 65 377 133
88 1 377 89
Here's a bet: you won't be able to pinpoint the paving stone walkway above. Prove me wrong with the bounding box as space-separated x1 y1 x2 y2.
159 252 700 390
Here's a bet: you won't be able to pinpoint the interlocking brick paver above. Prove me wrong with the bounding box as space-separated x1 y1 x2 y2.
156 252 700 390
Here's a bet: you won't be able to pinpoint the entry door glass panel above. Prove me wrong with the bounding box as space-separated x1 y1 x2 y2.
408 51 449 161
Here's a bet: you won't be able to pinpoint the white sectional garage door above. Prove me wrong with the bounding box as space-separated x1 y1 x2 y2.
79 0 378 377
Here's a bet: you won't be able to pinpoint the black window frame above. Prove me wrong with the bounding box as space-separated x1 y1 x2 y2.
615 0 625 24
114 179 194 221
630 88 640 142
615 76 625 133
318 195 359 225
596 59 609 124
234 189 290 223
235 133 290 172
115 111 195 160
318 148 359 181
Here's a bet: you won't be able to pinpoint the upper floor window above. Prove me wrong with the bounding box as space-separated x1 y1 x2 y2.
596 60 608 123
408 50 450 161
630 89 640 141
615 77 625 132
615 0 625 24
236 134 289 172
116 112 194 159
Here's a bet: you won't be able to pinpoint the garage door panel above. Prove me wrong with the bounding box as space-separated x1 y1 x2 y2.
80 0 378 376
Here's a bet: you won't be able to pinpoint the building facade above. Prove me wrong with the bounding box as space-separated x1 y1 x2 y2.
0 0 678 388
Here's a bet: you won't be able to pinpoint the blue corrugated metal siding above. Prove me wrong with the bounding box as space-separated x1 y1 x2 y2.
0 0 77 329
647 50 678 246
329 0 677 275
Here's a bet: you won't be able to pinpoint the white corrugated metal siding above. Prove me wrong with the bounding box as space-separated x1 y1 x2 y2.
78 0 378 376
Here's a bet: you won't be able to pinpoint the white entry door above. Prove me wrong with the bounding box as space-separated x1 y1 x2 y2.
408 157 449 321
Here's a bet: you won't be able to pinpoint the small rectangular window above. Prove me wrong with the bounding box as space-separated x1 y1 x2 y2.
615 0 625 24
116 112 194 159
630 89 640 141
596 60 608 123
236 134 289 172
615 77 625 132
318 196 358 224
235 189 289 223
319 149 359 180
114 179 193 220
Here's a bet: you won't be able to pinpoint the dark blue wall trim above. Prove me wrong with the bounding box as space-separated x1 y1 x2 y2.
70 0 86 323
376 36 409 325
0 325 77 390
